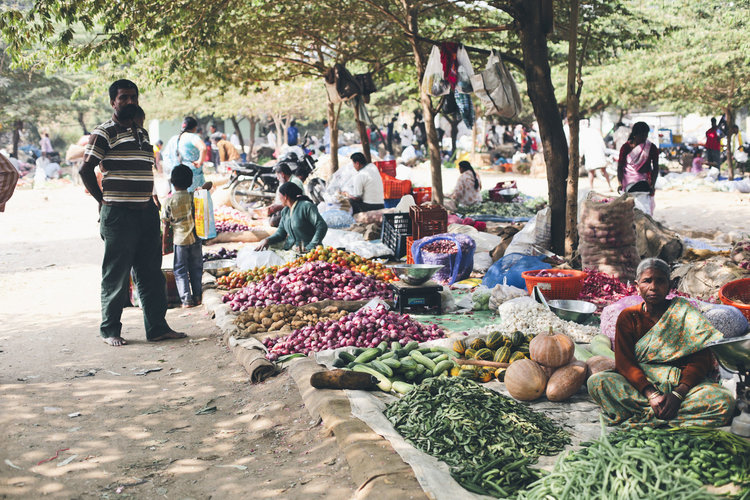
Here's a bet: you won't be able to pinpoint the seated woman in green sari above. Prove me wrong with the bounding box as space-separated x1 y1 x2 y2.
588 258 735 428
256 182 328 253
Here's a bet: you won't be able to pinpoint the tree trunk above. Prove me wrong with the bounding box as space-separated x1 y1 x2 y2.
327 101 340 172
564 0 580 260
77 111 88 135
405 7 443 204
726 106 734 179
248 116 258 160
515 0 569 255
12 120 22 159
272 115 284 153
353 98 372 163
231 116 246 152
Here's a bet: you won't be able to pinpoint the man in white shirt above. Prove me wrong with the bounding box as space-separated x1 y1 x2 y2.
345 152 384 214
399 124 413 149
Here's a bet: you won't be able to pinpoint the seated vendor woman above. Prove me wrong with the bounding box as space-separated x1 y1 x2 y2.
588 258 734 428
255 182 328 252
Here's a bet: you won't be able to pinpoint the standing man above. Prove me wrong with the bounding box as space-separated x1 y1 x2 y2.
40 132 54 159
705 118 721 167
345 152 384 214
386 116 397 155
287 120 299 146
79 79 186 346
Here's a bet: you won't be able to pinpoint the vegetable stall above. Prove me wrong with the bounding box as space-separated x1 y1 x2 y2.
199 184 750 499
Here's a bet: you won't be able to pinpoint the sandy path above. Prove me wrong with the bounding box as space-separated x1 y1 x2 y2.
0 185 354 499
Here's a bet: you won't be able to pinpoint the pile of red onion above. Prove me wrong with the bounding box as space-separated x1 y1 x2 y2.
222 261 392 311
216 221 249 233
578 269 637 311
263 304 444 359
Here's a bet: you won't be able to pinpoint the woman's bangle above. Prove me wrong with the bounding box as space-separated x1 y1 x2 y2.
647 391 661 401
671 390 684 401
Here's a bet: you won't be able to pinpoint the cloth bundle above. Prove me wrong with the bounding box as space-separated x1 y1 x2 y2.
579 192 638 281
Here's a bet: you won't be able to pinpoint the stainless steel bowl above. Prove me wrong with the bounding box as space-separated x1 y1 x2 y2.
498 188 519 202
547 299 597 324
707 334 750 373
389 264 444 286
203 259 236 277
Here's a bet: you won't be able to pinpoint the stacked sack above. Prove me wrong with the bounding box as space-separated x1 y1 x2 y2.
579 193 638 281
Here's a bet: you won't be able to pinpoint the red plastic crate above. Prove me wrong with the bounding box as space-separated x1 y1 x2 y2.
521 269 587 300
409 204 447 240
406 237 414 264
412 187 432 205
381 173 412 199
375 160 397 177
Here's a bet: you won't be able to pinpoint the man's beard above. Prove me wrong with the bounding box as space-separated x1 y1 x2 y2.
117 103 139 122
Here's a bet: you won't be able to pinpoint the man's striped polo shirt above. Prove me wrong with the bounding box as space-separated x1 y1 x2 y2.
84 118 155 208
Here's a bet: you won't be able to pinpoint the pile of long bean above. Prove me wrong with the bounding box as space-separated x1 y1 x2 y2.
521 422 750 499
384 377 569 497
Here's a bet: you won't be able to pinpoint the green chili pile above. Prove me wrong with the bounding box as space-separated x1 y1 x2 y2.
384 377 570 497
521 422 750 500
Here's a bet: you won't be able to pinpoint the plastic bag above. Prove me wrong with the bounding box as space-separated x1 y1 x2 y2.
704 305 749 338
323 229 364 248
482 253 547 289
321 209 356 229
471 50 521 118
413 233 476 285
440 289 457 313
344 240 393 259
504 207 551 257
488 283 528 311
600 295 644 341
236 248 285 271
471 285 491 311
473 251 493 273
194 189 217 239
455 46 474 94
421 45 450 97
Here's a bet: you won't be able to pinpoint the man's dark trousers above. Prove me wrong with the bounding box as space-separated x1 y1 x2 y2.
99 203 169 340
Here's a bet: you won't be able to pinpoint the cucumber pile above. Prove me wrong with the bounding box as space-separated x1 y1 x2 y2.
334 341 458 394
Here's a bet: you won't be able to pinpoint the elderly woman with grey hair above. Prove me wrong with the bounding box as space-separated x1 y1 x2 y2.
588 258 735 428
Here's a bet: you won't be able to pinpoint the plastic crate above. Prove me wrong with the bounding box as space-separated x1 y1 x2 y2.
719 278 750 321
381 173 412 199
410 204 448 240
521 269 587 300
375 160 397 177
406 236 414 264
412 187 432 205
382 213 412 259
384 198 400 209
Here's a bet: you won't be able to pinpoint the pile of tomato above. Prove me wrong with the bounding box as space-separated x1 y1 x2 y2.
290 247 397 282
216 267 278 289
216 246 397 289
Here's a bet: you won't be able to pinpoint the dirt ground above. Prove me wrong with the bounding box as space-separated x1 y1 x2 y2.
0 184 354 499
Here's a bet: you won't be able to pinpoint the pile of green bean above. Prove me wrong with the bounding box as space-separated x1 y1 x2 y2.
384 377 570 497
521 423 750 500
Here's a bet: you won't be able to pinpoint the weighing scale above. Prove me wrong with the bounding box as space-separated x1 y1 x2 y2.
389 280 443 315
707 335 750 437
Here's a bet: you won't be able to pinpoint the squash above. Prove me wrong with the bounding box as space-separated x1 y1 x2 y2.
504 359 548 401
510 331 525 347
464 348 477 360
470 338 487 351
453 339 467 355
508 351 526 363
586 355 616 376
494 367 507 382
477 368 494 383
545 361 587 402
540 364 557 379
474 348 494 361
450 365 462 377
494 346 512 363
486 332 505 350
459 366 478 380
529 330 575 368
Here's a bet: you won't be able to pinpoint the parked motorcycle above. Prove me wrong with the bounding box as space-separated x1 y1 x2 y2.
227 162 279 212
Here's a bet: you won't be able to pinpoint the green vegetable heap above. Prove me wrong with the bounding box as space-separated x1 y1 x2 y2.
385 377 570 497
521 423 750 499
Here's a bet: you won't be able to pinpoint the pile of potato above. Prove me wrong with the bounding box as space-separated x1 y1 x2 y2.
235 304 349 337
